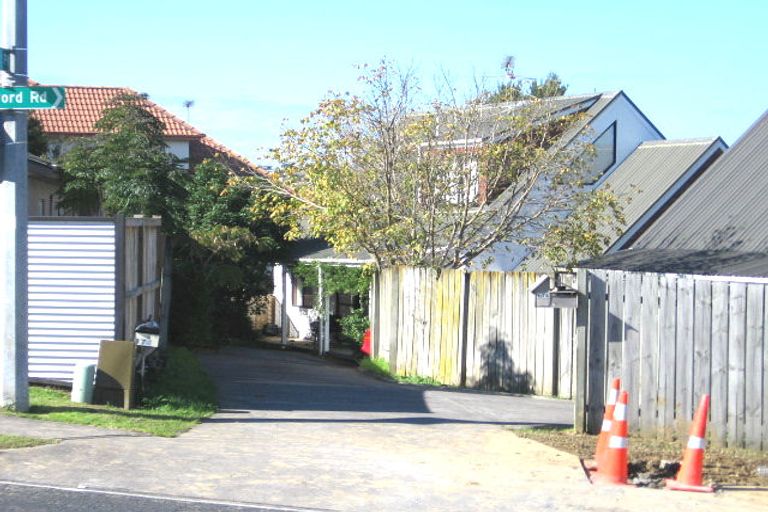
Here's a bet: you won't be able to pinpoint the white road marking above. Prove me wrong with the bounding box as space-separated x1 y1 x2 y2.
0 480 332 511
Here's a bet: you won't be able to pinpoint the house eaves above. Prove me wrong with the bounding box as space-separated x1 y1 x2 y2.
578 248 768 279
286 238 373 265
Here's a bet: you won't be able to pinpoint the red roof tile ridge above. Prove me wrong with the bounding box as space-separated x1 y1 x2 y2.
198 134 269 177
140 95 205 138
30 81 267 176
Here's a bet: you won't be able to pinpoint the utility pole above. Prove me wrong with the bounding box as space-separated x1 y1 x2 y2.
0 0 28 411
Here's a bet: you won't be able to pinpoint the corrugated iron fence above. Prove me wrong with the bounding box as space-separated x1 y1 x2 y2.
576 269 767 450
28 215 168 382
370 267 576 397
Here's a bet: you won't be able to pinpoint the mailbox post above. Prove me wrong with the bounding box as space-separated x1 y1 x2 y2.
134 319 160 392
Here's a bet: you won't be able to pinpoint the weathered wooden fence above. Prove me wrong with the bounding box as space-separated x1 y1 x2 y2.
371 267 577 397
118 216 166 341
576 269 768 450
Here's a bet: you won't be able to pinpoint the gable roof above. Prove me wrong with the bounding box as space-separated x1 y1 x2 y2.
447 91 622 145
520 138 725 272
31 84 265 175
630 109 768 253
581 109 768 277
602 137 726 251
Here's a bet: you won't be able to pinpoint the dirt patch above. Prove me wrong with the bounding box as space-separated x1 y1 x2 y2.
514 428 768 488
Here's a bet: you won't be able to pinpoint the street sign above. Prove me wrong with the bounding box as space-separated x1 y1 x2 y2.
0 86 65 110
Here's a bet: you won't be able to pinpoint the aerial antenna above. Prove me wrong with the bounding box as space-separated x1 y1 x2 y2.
183 100 195 122
502 56 516 80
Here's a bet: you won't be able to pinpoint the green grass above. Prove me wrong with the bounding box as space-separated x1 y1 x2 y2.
359 356 393 379
3 347 217 437
0 434 55 450
359 357 445 386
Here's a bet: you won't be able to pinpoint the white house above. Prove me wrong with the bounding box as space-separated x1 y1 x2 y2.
271 239 373 350
465 90 667 271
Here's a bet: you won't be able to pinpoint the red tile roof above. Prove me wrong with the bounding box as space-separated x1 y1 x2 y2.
31 84 265 175
32 85 202 138
193 135 265 176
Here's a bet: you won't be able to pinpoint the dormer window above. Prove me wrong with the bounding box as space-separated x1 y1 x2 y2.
587 122 617 183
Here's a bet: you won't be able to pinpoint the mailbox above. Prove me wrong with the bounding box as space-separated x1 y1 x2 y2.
531 274 578 309
134 319 160 348
532 275 553 307
134 319 161 390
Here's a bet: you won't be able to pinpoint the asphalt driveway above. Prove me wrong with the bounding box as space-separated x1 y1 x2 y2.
202 346 572 427
0 347 764 511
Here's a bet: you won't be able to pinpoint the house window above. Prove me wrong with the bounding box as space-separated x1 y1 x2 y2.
300 286 317 309
587 122 617 183
334 292 360 317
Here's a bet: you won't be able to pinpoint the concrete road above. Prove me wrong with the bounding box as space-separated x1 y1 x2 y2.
0 347 764 511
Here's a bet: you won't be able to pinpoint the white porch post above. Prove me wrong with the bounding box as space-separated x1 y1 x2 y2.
280 265 287 346
323 294 330 354
317 265 324 355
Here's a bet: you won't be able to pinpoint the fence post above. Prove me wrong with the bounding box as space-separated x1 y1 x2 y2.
370 271 380 358
459 270 471 387
586 270 608 434
158 236 172 349
574 268 589 432
388 268 400 372
114 214 126 341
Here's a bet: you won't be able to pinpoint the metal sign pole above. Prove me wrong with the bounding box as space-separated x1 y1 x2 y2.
0 0 28 410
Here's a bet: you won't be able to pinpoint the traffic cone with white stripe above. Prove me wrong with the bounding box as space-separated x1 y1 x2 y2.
666 395 714 493
594 390 629 485
595 378 621 470
585 378 621 471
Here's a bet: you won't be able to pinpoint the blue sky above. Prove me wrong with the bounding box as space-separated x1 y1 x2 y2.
28 0 768 163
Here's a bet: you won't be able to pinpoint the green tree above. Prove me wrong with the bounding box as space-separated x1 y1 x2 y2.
486 72 567 103
55 93 284 345
171 159 284 345
244 61 622 270
58 93 188 230
27 116 49 158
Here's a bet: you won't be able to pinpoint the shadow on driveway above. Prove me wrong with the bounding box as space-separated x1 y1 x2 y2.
198 346 573 428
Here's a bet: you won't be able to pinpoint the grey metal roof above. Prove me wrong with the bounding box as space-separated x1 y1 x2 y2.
580 248 768 278
631 109 768 253
601 138 726 250
581 109 768 277
431 91 619 144
521 138 724 272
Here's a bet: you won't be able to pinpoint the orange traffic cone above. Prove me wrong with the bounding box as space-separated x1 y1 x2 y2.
594 390 629 485
586 378 621 472
595 378 621 469
666 395 714 493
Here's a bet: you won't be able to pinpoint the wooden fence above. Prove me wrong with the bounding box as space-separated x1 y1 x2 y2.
117 216 167 342
371 267 576 397
576 269 768 450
